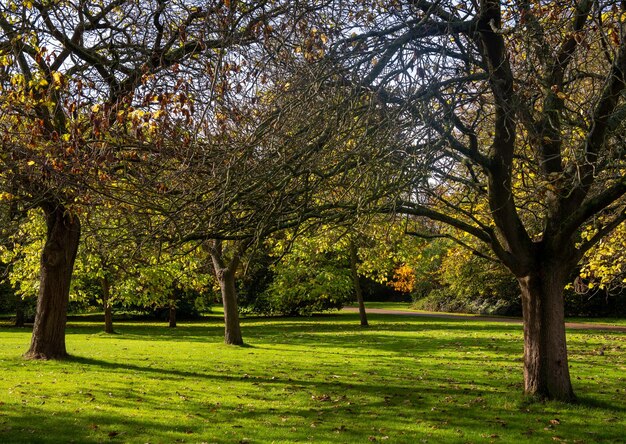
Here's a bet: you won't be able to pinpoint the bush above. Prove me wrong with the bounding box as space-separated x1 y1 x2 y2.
246 254 352 316
411 246 521 315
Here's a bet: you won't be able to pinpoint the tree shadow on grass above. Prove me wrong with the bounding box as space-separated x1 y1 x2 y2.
3 363 625 444
64 354 442 396
62 314 623 365
3 314 626 443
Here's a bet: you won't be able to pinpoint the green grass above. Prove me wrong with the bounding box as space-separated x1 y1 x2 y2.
1 312 625 443
564 317 626 327
361 302 482 316
360 302 416 311
359 302 626 326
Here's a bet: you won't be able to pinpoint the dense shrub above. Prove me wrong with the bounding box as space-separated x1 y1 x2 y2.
412 246 521 315
251 259 352 316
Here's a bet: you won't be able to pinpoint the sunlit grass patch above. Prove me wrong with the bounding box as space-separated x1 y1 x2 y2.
1 312 624 443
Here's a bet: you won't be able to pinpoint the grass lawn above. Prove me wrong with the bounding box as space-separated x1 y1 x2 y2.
359 302 417 311
1 312 625 443
359 302 626 327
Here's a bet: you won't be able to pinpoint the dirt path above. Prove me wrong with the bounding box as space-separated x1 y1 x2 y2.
343 307 626 333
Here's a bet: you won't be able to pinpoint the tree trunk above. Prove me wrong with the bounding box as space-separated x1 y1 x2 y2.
518 263 575 402
168 293 177 328
14 298 25 328
216 269 243 345
101 275 114 334
349 241 368 327
25 204 81 360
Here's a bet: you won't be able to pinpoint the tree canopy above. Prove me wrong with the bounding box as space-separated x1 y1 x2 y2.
1 0 625 403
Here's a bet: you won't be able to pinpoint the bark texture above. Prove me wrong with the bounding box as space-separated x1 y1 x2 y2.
349 241 368 327
208 240 246 346
518 261 575 402
25 204 80 360
216 268 243 345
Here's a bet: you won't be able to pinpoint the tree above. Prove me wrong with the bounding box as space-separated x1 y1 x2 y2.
106 44 408 344
2 204 212 333
410 241 521 315
315 0 626 401
0 210 44 327
349 238 368 326
579 220 626 292
0 0 287 358
253 231 355 317
252 216 422 320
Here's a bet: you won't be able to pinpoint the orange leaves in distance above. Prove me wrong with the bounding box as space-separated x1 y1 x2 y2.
388 264 416 294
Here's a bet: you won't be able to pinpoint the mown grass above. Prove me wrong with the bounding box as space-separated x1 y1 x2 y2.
358 302 416 311
360 302 626 327
1 312 625 443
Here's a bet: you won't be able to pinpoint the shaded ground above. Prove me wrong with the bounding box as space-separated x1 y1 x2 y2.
1 313 624 443
344 307 626 332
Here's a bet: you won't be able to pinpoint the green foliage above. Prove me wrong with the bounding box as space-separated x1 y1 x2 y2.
0 281 37 321
71 248 215 317
0 208 214 316
0 283 14 313
408 238 449 300
247 235 352 316
0 210 44 302
258 255 352 316
564 287 626 317
412 245 521 315
244 220 425 315
237 247 275 312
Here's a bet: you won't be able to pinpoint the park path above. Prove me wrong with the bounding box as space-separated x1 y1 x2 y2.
343 307 626 333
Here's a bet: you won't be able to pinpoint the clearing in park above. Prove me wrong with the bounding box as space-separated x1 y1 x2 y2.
1 310 625 443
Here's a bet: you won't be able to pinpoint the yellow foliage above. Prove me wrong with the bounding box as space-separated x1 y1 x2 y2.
388 264 415 294
579 220 626 290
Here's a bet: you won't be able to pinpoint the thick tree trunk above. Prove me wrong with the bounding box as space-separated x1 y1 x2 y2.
349 242 368 327
101 275 114 334
14 298 25 328
518 263 575 402
216 269 243 345
25 204 80 360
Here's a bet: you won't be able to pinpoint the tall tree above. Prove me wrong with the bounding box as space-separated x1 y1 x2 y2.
0 0 290 358
99 17 408 344
319 0 626 401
